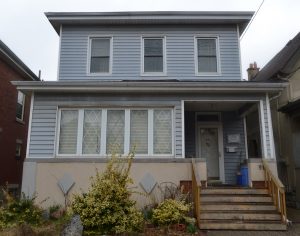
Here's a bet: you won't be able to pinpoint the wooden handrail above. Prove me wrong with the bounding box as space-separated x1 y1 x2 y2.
262 159 287 224
191 158 201 227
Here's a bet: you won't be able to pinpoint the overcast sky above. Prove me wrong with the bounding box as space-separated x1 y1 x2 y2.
0 0 299 81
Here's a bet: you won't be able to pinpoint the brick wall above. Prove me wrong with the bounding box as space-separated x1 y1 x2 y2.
0 58 32 188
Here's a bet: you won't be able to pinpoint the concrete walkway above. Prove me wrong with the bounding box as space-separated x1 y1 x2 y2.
204 208 300 236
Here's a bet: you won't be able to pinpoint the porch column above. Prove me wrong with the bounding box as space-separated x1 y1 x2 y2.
258 94 276 159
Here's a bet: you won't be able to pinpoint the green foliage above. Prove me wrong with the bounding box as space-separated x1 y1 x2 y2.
186 222 197 234
151 199 192 226
71 152 144 235
0 191 43 230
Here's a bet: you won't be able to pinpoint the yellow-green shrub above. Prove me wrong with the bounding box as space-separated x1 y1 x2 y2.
71 153 143 234
152 199 192 226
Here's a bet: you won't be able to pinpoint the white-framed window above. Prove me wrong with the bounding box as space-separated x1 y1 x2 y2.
195 37 220 75
88 37 112 74
57 108 173 156
16 91 25 121
142 37 166 75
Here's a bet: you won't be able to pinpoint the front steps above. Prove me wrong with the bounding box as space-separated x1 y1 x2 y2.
199 187 287 231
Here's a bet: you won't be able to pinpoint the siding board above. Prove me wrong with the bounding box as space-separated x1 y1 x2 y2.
59 25 241 81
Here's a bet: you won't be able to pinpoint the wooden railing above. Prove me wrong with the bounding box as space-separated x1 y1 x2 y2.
262 159 287 223
191 158 201 227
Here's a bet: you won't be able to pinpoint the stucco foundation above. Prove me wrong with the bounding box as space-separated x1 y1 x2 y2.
22 158 207 208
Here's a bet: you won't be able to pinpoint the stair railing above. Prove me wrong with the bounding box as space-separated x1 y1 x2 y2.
191 158 201 227
262 159 287 223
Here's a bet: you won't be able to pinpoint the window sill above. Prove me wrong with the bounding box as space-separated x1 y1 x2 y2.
16 118 25 125
195 73 222 76
87 73 112 76
140 73 167 77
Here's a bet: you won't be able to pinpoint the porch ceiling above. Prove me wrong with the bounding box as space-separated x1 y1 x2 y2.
185 101 255 111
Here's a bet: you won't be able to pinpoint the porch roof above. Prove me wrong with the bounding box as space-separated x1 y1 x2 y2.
12 80 287 95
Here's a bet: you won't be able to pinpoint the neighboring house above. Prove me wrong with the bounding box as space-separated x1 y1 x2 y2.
252 32 300 208
0 40 39 193
14 12 288 230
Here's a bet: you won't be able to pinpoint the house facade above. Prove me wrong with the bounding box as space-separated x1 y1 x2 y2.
0 40 39 193
14 12 288 230
253 32 300 208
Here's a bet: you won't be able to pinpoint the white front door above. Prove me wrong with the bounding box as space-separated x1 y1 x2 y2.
197 125 224 181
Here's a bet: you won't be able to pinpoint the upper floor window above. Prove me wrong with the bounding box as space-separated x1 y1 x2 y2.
195 37 220 75
16 91 25 121
89 37 112 74
142 37 165 75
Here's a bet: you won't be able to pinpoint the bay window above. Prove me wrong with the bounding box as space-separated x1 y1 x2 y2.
57 108 173 156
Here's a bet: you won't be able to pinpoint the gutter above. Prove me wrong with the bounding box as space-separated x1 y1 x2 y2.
12 80 288 94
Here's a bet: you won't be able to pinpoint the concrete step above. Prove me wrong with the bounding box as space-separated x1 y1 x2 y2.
201 204 276 211
201 188 268 195
200 212 282 221
201 196 272 203
199 221 287 231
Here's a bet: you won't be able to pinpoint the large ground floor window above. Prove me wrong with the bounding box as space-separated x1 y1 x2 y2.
57 108 173 156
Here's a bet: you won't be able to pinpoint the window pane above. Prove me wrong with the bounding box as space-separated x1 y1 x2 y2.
197 38 217 73
154 110 172 154
17 91 24 104
16 91 25 120
16 104 23 120
83 110 101 154
198 57 217 72
59 110 78 154
91 38 110 57
106 110 125 154
90 57 109 73
197 39 216 56
130 110 148 154
144 38 163 73
144 57 163 72
144 39 163 56
90 38 110 73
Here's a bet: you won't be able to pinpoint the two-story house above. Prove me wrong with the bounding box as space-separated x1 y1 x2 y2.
14 12 287 230
252 32 300 209
0 40 39 194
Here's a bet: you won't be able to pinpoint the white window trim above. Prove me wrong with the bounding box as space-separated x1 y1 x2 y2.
141 36 167 76
16 91 25 122
87 36 113 76
56 107 174 158
194 36 221 76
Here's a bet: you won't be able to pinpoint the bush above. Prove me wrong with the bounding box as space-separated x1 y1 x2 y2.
71 152 144 235
151 199 192 226
0 190 43 230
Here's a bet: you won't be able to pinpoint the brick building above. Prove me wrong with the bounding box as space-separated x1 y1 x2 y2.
0 40 39 192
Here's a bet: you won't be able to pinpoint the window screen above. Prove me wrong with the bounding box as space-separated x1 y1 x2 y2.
90 38 110 73
144 38 163 73
197 38 217 73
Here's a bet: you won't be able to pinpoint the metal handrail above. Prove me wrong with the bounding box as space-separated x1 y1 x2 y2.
262 159 287 223
191 158 201 227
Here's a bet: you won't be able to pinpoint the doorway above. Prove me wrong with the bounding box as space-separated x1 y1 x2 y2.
196 124 224 182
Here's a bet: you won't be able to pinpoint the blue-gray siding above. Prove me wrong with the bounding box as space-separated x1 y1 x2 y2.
222 112 246 184
59 25 241 81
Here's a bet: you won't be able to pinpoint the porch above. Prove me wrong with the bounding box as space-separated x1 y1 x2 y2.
183 98 276 187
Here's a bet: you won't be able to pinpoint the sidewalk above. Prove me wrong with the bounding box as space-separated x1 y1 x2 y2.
204 208 300 236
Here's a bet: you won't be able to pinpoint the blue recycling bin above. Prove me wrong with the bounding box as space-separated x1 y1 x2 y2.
236 173 242 185
240 166 249 186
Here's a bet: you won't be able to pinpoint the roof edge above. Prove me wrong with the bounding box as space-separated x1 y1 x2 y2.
0 40 40 81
